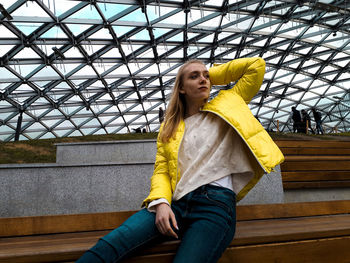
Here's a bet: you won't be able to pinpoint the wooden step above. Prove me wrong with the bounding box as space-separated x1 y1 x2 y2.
281 160 350 171
280 147 350 155
282 170 350 182
1 213 350 263
2 201 349 238
1 201 350 262
275 140 350 148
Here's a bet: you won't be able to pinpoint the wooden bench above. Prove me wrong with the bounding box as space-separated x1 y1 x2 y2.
275 140 350 189
1 200 350 263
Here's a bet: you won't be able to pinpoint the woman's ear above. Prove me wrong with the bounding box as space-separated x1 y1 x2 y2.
179 88 186 94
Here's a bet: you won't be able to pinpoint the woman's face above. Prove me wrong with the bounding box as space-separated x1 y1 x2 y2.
179 63 211 105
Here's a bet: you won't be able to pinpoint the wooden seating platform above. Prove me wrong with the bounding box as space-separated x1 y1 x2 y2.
275 140 350 189
1 200 350 263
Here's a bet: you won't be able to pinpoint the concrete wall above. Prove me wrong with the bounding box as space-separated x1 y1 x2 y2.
0 164 284 218
56 140 157 164
0 140 285 218
0 162 153 217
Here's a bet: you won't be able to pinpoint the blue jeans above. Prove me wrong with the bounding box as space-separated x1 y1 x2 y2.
76 184 236 263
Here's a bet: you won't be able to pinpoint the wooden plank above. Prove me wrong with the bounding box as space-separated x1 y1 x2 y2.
220 236 350 263
284 155 350 161
236 200 350 220
283 180 350 189
1 214 350 263
280 147 350 155
1 201 349 238
275 140 350 148
0 211 137 238
281 160 350 171
124 236 350 263
282 171 350 181
1 201 350 238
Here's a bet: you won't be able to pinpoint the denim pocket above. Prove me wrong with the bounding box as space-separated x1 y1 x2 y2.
203 189 235 216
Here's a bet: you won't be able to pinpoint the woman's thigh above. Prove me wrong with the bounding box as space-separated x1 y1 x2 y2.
173 185 236 263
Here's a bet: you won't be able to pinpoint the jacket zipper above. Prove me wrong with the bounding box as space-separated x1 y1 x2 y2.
200 109 268 173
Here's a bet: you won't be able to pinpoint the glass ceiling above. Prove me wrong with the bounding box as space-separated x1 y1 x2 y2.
0 0 349 141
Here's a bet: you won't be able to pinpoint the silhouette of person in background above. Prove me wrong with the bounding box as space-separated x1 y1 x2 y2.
312 108 324 134
301 109 314 134
132 127 141 133
291 107 302 133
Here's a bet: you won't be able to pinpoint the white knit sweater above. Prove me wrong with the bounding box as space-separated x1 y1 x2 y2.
148 112 255 210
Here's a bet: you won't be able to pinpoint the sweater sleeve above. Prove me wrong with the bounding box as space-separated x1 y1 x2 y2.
209 57 265 103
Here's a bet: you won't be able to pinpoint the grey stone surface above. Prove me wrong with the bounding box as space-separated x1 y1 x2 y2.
284 188 350 203
239 165 284 205
56 140 157 165
0 141 286 217
0 163 285 218
0 163 154 217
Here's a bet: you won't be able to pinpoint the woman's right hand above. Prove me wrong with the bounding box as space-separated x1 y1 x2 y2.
155 203 179 239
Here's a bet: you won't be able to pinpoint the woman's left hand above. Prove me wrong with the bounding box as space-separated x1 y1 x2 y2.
155 203 179 239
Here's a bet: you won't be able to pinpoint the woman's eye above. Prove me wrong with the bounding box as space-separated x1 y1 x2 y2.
190 75 197 79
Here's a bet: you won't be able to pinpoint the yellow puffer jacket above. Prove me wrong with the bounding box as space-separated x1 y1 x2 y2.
142 57 285 207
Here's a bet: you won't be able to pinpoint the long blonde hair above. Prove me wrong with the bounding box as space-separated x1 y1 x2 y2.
160 59 206 143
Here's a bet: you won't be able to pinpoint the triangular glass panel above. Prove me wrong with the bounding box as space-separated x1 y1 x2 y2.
167 32 183 42
97 3 131 20
13 47 40 59
9 64 38 78
119 8 146 23
337 72 350 81
66 4 102 21
0 25 17 38
11 1 51 18
30 65 61 80
130 29 150 41
153 28 172 39
12 22 44 36
0 68 19 83
0 45 14 57
121 44 143 56
112 25 135 38
101 47 122 58
159 9 184 25
40 25 69 39
93 61 115 75
168 48 183 58
51 0 80 17
198 33 214 43
88 28 112 39
82 44 106 56
71 65 97 78
201 13 221 28
138 48 154 58
65 24 92 37
63 46 84 58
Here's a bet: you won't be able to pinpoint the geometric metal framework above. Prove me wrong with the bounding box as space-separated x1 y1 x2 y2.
0 0 349 141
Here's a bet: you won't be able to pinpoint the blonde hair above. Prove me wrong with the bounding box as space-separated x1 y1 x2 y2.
160 59 206 143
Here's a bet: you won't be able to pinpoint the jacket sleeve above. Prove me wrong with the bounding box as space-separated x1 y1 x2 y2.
209 57 265 103
142 127 172 208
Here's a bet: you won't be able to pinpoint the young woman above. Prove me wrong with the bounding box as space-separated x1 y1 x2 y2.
77 57 284 263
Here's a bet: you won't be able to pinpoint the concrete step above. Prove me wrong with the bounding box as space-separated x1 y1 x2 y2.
0 161 283 218
55 139 157 165
0 162 153 218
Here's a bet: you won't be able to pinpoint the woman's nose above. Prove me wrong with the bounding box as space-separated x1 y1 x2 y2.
199 74 207 83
